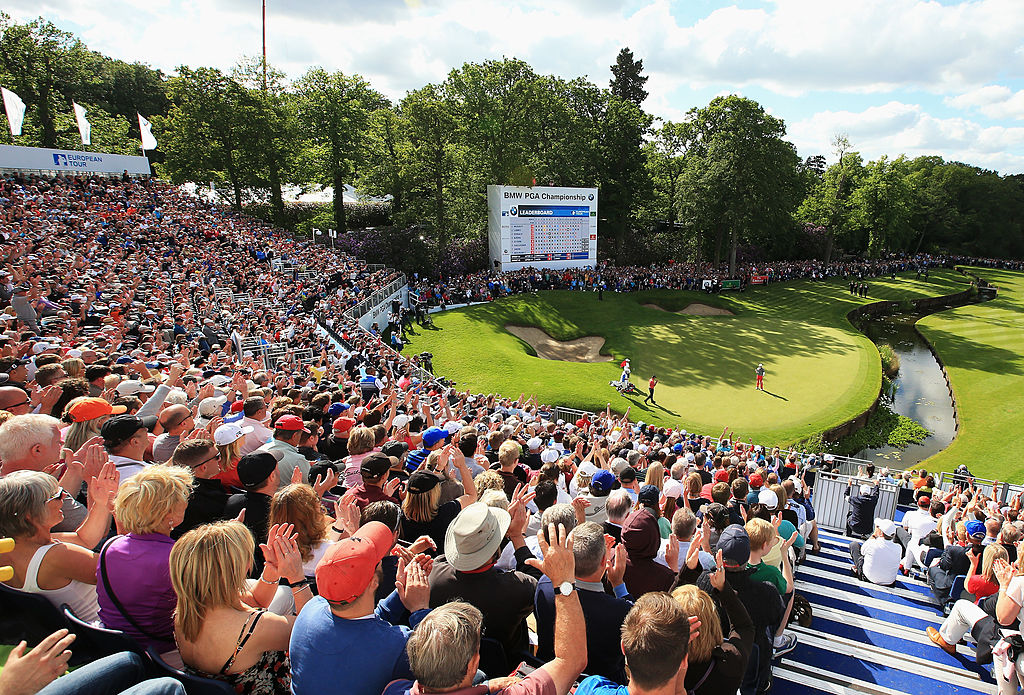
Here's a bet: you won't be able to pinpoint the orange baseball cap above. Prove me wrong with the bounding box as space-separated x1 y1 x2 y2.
68 397 127 423
315 521 394 603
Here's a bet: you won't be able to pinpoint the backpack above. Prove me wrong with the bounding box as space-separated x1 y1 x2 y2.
789 592 813 627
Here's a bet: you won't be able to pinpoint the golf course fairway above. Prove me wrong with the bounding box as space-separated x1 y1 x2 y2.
918 267 1024 480
404 270 972 447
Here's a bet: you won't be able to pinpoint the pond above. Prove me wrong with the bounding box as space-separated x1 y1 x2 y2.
851 313 958 468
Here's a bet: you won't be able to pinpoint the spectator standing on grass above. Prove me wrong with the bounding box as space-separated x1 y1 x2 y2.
755 364 765 391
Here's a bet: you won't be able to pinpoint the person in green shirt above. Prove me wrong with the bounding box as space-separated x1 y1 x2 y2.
745 517 799 657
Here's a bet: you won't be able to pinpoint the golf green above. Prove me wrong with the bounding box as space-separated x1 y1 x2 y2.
918 267 1024 481
404 271 970 447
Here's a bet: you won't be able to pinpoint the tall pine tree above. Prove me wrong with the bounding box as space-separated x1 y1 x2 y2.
609 47 648 106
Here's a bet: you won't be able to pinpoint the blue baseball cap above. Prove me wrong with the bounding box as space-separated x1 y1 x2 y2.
115 355 133 364
421 426 447 448
591 469 616 493
965 520 986 539
672 443 683 454
327 402 348 417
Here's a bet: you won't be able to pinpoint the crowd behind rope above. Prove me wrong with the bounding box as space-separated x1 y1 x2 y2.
0 172 1023 695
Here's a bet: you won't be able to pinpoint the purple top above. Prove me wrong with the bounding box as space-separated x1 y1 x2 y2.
96 533 176 653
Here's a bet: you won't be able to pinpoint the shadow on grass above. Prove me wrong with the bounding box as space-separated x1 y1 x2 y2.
762 390 789 401
920 323 1024 376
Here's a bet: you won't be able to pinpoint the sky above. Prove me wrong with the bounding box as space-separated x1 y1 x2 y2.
6 0 1024 174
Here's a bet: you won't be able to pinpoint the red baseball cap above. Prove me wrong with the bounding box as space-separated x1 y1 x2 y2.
274 415 310 433
229 400 245 413
333 417 356 434
315 521 394 603
749 474 764 487
714 469 730 483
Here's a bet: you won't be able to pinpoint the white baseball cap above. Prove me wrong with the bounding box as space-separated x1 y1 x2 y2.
214 422 254 447
758 489 779 508
541 448 561 464
875 518 897 536
116 379 156 396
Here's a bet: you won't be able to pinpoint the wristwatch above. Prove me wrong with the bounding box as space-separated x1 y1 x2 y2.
556 581 575 596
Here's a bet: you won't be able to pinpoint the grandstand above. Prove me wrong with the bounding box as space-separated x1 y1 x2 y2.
0 170 1017 695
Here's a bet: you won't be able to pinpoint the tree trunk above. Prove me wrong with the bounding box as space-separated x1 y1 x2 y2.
40 56 56 149
434 149 445 252
728 226 737 279
333 169 347 234
713 224 723 268
824 232 835 264
694 227 703 268
269 161 284 227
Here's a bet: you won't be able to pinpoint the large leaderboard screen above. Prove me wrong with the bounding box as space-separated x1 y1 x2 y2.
487 185 598 271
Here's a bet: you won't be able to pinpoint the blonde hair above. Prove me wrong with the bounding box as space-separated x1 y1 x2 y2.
216 437 243 474
671 584 723 663
403 485 442 522
269 484 327 562
347 427 375 456
498 440 520 467
114 464 194 535
686 472 703 498
474 470 505 494
61 358 85 379
170 521 253 642
981 543 1009 584
644 463 665 491
745 517 776 552
769 484 787 511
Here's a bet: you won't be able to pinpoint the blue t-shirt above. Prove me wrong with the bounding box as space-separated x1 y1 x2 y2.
574 675 628 695
289 592 428 695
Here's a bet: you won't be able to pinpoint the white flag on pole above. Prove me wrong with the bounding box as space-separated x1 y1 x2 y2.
1 87 26 136
138 113 157 151
72 102 91 145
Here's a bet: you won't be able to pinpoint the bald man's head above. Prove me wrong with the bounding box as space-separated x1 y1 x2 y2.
159 404 194 436
0 386 32 415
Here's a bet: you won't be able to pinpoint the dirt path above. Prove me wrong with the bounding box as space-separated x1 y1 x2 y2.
505 325 613 362
642 302 734 316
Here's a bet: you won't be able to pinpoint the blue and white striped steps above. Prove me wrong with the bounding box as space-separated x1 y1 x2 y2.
773 530 995 695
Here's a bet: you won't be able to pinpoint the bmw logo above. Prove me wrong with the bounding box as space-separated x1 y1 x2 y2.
509 207 518 216
588 193 594 201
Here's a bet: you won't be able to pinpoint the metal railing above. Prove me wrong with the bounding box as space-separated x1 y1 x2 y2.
347 274 407 320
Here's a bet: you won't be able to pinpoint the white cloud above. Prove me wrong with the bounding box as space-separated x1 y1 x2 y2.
3 0 1023 171
789 101 1024 172
946 85 1024 120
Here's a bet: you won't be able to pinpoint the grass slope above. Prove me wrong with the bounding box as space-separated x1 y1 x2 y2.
918 268 1024 480
404 271 969 447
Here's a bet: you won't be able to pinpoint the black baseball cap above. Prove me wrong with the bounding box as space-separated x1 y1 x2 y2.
718 524 751 568
237 452 280 487
360 452 392 478
100 415 147 448
382 441 409 459
407 471 443 494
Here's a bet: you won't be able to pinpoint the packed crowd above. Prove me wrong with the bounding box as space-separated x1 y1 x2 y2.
0 172 1022 695
406 256 965 309
842 463 1024 692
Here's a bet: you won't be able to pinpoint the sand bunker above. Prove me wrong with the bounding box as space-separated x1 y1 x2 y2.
505 325 613 363
642 302 734 316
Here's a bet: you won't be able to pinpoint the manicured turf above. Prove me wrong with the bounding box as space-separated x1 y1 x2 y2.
404 271 970 447
918 267 1024 481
